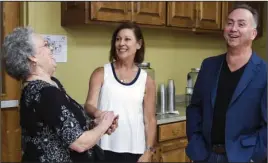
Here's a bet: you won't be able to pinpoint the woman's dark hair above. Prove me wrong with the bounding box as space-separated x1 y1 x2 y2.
109 22 145 64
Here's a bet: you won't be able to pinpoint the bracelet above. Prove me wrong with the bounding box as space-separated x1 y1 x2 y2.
145 146 156 153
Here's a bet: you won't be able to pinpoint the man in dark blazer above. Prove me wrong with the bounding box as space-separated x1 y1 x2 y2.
186 3 267 163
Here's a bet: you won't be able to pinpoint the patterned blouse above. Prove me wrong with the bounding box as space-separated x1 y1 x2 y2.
20 77 95 162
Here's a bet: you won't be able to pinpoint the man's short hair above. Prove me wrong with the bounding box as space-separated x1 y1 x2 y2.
229 3 259 28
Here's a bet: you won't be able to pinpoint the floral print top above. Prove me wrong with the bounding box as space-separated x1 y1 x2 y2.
20 77 94 162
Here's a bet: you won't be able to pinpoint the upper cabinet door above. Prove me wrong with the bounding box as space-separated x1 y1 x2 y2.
221 2 234 30
167 2 195 28
132 2 166 26
196 2 222 30
90 2 131 22
61 2 87 26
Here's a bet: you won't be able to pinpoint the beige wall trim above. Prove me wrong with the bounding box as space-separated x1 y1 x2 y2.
21 2 28 26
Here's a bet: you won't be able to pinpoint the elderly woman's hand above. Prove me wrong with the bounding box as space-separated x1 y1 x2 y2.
98 111 116 132
93 111 108 125
93 111 119 135
106 115 119 135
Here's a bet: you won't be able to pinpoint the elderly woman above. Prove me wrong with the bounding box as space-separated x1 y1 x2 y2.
84 22 157 162
2 27 118 162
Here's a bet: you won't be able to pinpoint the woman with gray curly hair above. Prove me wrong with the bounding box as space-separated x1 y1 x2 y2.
2 27 118 162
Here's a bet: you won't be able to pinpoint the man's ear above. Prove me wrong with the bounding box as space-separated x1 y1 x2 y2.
251 28 257 40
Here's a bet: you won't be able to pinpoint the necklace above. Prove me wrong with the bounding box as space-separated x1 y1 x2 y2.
118 71 127 83
114 63 137 83
120 79 126 83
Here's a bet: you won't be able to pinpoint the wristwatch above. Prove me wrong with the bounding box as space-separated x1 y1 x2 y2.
145 146 156 153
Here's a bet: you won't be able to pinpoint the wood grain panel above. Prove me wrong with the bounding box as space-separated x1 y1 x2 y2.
1 2 22 162
1 2 21 100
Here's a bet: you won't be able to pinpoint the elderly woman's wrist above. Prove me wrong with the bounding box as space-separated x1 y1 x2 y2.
93 110 102 118
98 122 110 134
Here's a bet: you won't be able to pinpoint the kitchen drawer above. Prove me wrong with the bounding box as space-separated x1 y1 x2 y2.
158 121 186 142
160 138 188 152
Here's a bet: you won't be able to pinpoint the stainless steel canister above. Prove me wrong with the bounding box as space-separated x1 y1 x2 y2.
157 83 167 114
167 79 175 113
138 62 155 80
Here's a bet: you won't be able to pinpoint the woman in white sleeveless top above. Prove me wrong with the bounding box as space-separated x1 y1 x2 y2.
84 22 157 162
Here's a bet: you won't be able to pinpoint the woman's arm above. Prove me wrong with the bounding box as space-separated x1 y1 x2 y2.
38 86 116 153
142 75 157 157
84 67 118 134
69 111 115 153
84 67 104 118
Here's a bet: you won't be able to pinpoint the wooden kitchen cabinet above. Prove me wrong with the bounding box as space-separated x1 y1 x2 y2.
159 138 190 162
152 121 190 162
167 2 196 28
195 2 222 30
62 1 263 34
61 2 88 26
61 2 131 26
132 2 166 25
91 2 131 22
167 2 222 30
61 2 166 26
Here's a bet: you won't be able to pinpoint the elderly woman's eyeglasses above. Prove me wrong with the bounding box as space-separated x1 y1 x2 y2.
41 41 55 52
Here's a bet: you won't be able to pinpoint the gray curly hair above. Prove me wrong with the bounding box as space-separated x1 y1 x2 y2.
2 27 35 81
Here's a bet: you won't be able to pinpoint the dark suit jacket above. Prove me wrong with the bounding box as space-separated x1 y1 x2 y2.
186 52 267 162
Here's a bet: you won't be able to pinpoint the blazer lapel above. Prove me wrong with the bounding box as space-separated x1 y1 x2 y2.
210 55 225 109
229 53 260 106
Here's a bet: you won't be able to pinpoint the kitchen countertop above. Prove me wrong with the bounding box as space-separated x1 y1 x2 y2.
80 102 187 125
156 103 187 125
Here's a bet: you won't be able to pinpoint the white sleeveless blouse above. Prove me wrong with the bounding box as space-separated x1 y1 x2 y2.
97 63 147 154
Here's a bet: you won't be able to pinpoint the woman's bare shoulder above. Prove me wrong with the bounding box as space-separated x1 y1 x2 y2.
91 67 104 78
